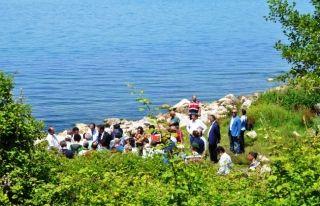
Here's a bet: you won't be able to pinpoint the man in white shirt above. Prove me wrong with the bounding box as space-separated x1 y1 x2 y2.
187 114 207 146
87 123 99 142
216 146 232 175
46 126 59 149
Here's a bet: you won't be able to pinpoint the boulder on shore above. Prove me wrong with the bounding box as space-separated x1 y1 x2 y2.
104 118 121 127
170 99 189 114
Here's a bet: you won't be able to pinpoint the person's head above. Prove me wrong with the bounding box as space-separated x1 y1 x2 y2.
113 124 120 130
114 138 121 146
115 132 122 139
169 110 176 118
124 136 130 144
72 127 79 134
91 141 98 150
129 138 135 147
67 130 73 136
65 135 72 142
83 141 89 149
74 134 81 142
124 144 132 152
60 140 67 148
85 132 91 141
216 146 225 155
137 126 144 135
100 138 108 148
89 123 96 131
248 151 258 161
242 109 247 115
192 95 197 102
48 126 55 135
142 138 149 145
98 124 105 133
191 114 197 120
209 114 216 123
232 109 237 117
149 125 155 130
192 130 200 138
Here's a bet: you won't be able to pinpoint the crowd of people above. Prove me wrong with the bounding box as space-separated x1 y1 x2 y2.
46 95 260 174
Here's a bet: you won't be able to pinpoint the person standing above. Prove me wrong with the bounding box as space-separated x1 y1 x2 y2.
187 114 207 146
189 95 201 118
240 109 248 153
97 124 112 149
228 109 241 154
168 111 180 129
46 126 59 150
87 123 99 142
208 115 221 163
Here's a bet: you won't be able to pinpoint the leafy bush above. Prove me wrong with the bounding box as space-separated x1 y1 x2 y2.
254 87 320 112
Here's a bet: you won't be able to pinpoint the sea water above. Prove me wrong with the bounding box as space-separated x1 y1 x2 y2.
0 0 312 131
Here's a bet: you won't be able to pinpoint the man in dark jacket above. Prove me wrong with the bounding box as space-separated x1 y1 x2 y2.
97 124 112 149
208 115 221 163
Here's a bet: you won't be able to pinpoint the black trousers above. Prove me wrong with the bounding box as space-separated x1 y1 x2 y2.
209 144 218 163
239 130 245 153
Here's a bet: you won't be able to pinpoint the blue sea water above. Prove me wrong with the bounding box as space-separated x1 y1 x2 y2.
0 0 312 131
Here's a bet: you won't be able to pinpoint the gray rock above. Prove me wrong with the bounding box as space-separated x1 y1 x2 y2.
104 118 121 127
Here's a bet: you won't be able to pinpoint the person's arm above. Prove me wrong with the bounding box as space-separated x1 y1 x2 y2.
186 122 191 134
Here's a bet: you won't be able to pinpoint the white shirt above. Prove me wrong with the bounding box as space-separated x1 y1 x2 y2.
207 121 216 137
200 136 207 151
240 115 248 131
46 133 59 149
142 144 154 158
187 119 207 134
170 136 177 143
78 149 89 156
87 129 99 142
218 153 232 175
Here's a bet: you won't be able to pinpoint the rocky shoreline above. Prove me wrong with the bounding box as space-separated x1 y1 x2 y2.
57 92 260 138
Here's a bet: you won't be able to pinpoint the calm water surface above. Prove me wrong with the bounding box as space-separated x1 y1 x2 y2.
0 0 311 131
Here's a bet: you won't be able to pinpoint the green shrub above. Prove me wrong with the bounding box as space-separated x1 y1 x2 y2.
254 88 320 112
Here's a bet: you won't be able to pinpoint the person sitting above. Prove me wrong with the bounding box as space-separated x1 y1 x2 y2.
78 141 90 156
85 141 99 157
69 134 83 155
59 140 74 159
99 137 109 152
142 138 153 158
111 138 124 153
248 151 260 170
124 144 132 153
65 134 72 149
216 146 232 175
191 130 205 155
169 126 183 144
185 143 202 162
